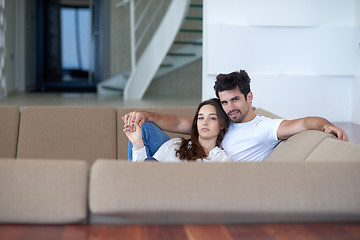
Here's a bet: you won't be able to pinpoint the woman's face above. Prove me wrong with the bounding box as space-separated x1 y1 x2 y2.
197 104 222 141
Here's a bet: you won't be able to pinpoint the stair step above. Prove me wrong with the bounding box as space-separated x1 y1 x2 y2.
160 64 173 68
186 17 202 21
173 41 202 46
179 29 202 33
167 52 196 57
101 85 124 92
189 4 203 8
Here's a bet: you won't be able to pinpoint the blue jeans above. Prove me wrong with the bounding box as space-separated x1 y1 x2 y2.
128 121 170 161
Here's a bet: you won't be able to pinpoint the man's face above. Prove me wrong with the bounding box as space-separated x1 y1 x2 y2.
218 87 250 123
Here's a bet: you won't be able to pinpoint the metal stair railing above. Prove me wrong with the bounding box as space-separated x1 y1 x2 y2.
155 1 202 80
98 0 171 95
98 0 189 99
117 0 170 77
123 0 190 100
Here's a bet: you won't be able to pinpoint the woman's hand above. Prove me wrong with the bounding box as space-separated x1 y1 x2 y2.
122 111 150 132
123 122 145 150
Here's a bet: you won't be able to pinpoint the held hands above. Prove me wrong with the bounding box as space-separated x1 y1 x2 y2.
122 111 149 132
324 125 349 142
123 122 144 150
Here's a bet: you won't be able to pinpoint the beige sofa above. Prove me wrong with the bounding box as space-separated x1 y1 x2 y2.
0 105 359 224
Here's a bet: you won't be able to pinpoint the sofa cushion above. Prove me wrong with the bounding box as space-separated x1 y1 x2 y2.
306 138 360 162
0 159 88 224
17 106 117 165
265 130 335 162
117 107 195 160
0 106 20 158
89 160 360 224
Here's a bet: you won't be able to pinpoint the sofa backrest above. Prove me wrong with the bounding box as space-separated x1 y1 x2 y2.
254 107 282 119
0 106 20 158
117 106 196 160
9 104 357 163
17 106 117 165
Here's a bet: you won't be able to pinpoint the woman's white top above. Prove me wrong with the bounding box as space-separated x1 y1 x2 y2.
132 138 231 162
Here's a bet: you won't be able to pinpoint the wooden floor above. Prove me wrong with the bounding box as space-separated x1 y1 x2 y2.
1 223 360 240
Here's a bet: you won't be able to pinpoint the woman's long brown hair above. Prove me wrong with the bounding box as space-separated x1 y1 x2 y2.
175 98 229 161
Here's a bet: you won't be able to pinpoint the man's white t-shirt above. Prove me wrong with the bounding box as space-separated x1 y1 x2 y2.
222 115 284 162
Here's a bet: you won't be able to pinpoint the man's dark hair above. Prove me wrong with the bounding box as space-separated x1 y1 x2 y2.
214 70 251 99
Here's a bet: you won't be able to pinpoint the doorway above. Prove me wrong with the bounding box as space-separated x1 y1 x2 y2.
36 0 102 92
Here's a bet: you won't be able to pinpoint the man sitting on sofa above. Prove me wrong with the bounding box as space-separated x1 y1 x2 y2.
123 70 348 162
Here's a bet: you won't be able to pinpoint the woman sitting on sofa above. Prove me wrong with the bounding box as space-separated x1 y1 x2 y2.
124 98 230 162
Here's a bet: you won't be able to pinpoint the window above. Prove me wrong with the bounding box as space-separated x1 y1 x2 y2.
61 6 90 79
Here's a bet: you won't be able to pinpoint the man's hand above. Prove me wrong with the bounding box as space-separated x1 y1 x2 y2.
122 111 193 135
122 111 150 132
123 122 144 150
324 125 349 142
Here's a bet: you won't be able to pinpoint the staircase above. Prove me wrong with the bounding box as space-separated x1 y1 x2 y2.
155 2 202 80
97 0 202 100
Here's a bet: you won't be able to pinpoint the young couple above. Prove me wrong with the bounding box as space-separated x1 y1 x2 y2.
124 70 348 162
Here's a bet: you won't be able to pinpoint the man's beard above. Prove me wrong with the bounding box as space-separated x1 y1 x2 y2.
227 109 245 123
228 103 250 123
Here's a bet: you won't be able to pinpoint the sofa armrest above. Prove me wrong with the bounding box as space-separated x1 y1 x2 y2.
306 138 360 162
266 130 336 162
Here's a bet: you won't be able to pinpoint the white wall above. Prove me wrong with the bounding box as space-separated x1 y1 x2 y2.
354 1 360 124
203 0 360 123
356 0 360 26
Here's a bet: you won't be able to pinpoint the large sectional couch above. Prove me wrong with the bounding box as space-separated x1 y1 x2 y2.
0 105 359 224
